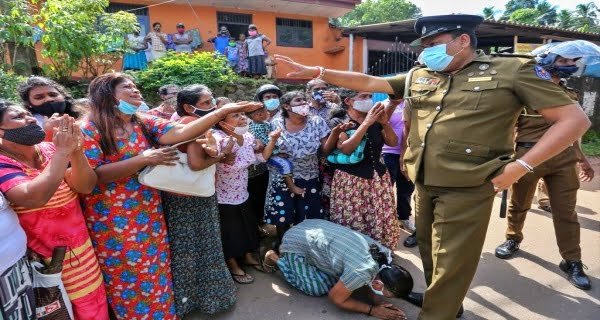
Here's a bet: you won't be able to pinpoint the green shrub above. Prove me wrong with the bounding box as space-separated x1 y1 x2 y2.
0 70 26 102
582 129 600 157
130 52 238 103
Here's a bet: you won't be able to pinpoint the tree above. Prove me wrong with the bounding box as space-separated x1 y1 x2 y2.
574 2 599 31
535 0 558 25
556 9 575 29
482 7 499 20
38 0 138 79
501 0 539 20
0 0 37 74
509 8 541 25
337 0 422 27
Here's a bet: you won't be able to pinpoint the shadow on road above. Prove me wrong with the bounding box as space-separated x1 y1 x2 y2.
530 207 600 232
469 252 598 319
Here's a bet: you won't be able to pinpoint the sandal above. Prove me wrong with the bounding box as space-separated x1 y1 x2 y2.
231 272 254 284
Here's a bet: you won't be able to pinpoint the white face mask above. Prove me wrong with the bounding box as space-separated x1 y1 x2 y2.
233 124 249 135
352 99 374 113
290 104 310 117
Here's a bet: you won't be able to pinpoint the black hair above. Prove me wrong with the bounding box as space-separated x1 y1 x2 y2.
215 97 232 107
176 84 212 116
0 100 20 124
153 22 161 28
448 30 477 49
248 24 258 30
158 84 181 96
369 244 414 298
72 98 90 118
338 88 358 109
306 79 327 92
279 91 305 118
17 76 79 118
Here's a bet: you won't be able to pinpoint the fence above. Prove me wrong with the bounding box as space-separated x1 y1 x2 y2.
367 37 420 76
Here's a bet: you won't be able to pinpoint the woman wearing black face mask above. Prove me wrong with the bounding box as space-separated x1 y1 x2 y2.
0 100 110 319
18 76 80 141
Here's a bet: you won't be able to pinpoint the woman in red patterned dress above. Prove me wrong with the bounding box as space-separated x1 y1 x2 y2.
0 100 109 319
79 73 261 319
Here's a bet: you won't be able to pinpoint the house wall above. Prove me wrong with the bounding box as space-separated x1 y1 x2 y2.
140 2 364 78
32 1 365 80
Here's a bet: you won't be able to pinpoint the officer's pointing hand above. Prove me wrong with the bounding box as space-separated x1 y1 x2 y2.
274 54 318 79
491 161 529 192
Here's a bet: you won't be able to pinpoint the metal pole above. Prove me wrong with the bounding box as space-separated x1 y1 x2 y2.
362 38 369 74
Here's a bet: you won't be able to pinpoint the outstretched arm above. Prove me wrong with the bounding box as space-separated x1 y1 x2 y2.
274 55 394 94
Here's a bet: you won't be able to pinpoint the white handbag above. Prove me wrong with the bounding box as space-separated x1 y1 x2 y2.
138 138 216 197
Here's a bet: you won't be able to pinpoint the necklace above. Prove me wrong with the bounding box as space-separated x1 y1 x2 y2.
0 145 44 168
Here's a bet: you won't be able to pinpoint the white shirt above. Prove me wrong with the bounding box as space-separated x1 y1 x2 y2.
0 193 27 274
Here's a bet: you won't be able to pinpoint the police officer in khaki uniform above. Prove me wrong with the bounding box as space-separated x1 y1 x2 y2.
274 14 590 320
495 47 594 290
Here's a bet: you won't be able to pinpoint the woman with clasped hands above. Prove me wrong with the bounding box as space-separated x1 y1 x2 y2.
0 100 110 319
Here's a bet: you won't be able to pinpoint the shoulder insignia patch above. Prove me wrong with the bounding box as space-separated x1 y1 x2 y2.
534 65 552 80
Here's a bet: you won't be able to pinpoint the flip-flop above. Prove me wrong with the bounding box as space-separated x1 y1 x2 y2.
231 272 254 284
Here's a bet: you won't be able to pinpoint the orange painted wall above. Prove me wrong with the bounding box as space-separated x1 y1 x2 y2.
120 1 364 78
33 1 364 80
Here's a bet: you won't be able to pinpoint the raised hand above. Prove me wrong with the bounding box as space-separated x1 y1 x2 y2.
374 102 390 124
269 128 283 141
364 103 385 126
53 115 80 155
222 101 263 114
273 54 319 79
198 130 219 158
142 147 179 166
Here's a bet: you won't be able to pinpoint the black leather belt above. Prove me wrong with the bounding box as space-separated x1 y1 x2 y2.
516 142 536 148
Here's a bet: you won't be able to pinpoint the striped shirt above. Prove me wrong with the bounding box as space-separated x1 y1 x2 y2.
0 142 90 258
280 219 389 291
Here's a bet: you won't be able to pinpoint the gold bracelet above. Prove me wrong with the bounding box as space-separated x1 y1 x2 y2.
314 66 326 80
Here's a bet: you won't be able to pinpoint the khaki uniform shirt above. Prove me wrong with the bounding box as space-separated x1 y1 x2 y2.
516 84 579 143
386 51 574 187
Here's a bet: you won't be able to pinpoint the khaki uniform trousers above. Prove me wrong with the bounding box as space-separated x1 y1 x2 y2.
506 146 581 261
415 181 496 320
536 179 550 207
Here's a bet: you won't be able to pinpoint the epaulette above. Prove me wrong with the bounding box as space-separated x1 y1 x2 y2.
491 52 534 59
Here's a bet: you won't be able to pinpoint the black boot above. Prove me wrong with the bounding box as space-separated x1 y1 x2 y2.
403 231 418 248
494 239 520 259
559 260 591 290
403 292 464 318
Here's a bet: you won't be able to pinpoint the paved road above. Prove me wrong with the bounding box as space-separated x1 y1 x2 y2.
189 160 600 320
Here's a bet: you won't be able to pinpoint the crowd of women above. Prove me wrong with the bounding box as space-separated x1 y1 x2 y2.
0 72 415 320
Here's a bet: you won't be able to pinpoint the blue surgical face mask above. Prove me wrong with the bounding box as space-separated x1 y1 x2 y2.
117 100 140 115
420 38 464 72
264 98 280 111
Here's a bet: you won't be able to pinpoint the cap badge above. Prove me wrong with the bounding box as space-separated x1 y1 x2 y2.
479 64 489 71
422 26 427 34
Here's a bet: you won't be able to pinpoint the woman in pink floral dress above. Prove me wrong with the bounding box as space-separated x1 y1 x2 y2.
79 73 261 319
213 108 280 284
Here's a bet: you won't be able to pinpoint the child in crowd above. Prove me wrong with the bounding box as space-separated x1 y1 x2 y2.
237 34 249 76
224 37 239 69
213 107 282 283
247 106 305 196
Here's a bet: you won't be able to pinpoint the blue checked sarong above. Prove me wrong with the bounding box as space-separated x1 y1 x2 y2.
277 253 337 296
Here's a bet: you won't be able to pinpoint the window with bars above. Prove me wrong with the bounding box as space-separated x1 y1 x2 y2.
276 18 313 48
217 12 252 25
